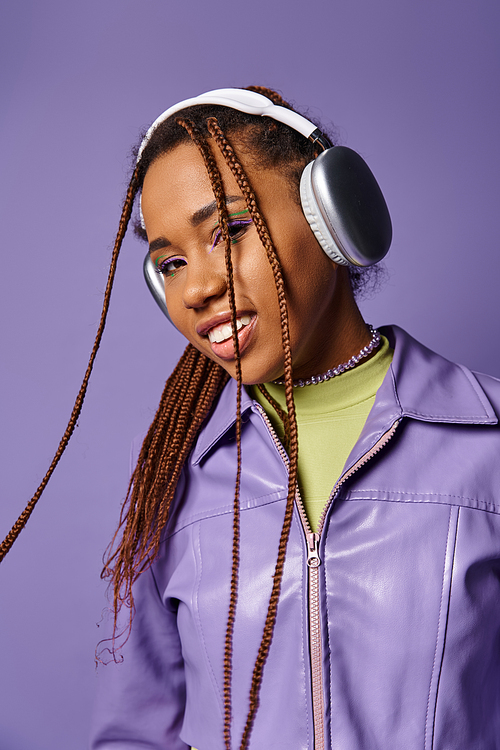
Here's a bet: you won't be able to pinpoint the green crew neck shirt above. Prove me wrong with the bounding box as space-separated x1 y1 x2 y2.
250 336 393 532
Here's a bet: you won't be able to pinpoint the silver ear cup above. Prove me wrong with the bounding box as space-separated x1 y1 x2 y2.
143 254 172 322
300 147 392 267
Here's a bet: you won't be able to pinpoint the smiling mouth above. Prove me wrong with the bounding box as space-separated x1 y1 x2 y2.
207 315 252 344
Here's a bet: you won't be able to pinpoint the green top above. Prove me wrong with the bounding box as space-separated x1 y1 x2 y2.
250 336 393 532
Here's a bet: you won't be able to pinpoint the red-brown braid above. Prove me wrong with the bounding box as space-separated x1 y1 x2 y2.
175 116 245 750
101 346 229 656
206 117 300 749
0 166 141 563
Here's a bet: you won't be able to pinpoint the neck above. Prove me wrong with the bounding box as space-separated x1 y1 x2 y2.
274 326 380 387
290 267 372 382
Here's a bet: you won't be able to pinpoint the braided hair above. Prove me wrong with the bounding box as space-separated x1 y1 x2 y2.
105 87 308 749
1 86 381 748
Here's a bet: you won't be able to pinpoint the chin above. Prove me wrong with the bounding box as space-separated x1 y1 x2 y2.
240 365 283 386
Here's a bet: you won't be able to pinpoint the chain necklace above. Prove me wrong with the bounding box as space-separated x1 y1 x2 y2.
273 325 381 387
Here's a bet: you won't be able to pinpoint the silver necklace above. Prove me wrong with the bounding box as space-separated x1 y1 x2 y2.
273 325 381 387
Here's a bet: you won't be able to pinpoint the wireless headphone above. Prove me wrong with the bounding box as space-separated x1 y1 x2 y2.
139 88 392 322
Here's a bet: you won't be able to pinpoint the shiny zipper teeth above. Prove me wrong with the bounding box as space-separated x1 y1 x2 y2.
255 402 401 749
254 404 324 748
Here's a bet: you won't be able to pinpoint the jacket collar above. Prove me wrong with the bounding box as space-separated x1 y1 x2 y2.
191 325 498 465
191 378 254 465
381 325 497 425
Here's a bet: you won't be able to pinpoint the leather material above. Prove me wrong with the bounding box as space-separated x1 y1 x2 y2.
91 326 500 750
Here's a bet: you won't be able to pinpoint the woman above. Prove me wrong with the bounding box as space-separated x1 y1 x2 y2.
86 87 500 749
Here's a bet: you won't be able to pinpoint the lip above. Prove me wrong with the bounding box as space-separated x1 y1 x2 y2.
196 310 254 337
197 311 257 361
196 311 237 337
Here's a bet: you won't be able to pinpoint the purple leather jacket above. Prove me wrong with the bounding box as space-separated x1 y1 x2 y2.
91 326 500 750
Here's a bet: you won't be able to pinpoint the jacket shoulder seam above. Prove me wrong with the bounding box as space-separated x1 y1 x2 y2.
163 489 287 541
340 490 500 515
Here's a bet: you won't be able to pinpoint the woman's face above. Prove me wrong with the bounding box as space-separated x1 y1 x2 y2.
141 139 348 384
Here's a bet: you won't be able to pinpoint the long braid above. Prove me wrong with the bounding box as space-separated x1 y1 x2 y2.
0 166 141 563
256 383 291 453
207 118 300 748
4 85 313 746
175 117 244 750
117 349 203 569
170 115 299 748
102 347 228 655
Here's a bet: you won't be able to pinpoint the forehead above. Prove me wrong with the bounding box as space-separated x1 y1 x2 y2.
141 141 243 225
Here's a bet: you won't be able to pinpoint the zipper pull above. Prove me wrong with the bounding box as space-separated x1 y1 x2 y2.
307 532 321 568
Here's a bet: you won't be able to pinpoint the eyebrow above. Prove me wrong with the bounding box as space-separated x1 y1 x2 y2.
148 195 244 255
190 195 243 227
149 236 171 254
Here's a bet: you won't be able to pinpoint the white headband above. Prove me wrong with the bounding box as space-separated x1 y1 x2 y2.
136 87 323 163
137 87 331 229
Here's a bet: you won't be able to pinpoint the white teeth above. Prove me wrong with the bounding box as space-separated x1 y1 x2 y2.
220 324 232 341
207 316 252 344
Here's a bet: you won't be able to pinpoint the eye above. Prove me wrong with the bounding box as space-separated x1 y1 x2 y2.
210 218 253 253
154 254 186 277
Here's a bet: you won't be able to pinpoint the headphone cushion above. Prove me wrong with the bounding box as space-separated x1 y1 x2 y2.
300 162 349 266
301 147 392 268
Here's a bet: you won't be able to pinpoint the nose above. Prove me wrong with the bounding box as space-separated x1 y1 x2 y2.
182 255 227 310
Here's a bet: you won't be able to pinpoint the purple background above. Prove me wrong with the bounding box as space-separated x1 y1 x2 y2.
1 1 499 747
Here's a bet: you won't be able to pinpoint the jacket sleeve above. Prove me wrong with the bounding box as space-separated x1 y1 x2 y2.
90 564 189 750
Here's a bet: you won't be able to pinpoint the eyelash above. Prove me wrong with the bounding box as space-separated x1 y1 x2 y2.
209 218 253 253
154 256 186 277
154 218 253 277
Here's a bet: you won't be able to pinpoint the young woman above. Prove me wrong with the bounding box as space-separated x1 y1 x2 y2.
66 87 500 748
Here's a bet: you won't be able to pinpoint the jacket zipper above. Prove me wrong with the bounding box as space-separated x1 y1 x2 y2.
306 530 325 749
254 403 400 749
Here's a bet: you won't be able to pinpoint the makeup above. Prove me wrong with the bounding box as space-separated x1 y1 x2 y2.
209 209 252 253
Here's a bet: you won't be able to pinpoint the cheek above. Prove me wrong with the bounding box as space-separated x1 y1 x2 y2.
235 245 278 305
163 287 192 340
279 229 336 309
